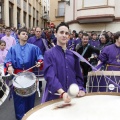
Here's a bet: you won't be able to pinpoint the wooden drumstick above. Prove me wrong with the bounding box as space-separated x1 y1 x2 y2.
23 62 43 72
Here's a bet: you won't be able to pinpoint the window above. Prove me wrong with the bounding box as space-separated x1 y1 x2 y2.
58 2 65 16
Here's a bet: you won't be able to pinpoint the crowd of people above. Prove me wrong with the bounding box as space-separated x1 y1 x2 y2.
0 22 120 120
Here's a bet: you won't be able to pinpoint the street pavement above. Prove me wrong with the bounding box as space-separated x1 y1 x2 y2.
0 81 46 120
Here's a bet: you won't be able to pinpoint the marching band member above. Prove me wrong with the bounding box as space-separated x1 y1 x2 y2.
98 31 120 71
43 22 85 103
4 28 43 120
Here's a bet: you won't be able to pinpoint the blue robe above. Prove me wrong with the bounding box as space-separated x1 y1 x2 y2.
98 44 120 71
4 43 43 120
43 45 85 102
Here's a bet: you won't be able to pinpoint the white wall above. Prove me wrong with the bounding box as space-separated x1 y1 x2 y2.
65 0 74 22
69 22 120 33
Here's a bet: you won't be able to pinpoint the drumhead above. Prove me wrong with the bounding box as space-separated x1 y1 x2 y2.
22 92 120 120
13 72 36 88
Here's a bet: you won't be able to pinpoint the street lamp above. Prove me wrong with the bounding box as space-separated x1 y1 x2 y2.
63 0 70 6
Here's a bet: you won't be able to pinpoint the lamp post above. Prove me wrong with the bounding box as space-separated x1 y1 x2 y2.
65 0 70 6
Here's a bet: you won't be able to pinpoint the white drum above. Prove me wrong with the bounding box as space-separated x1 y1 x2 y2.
0 79 9 106
0 63 5 76
87 71 120 93
22 92 120 120
13 72 36 97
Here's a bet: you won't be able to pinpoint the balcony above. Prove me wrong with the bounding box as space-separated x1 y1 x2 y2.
76 0 115 23
41 14 49 21
55 8 65 17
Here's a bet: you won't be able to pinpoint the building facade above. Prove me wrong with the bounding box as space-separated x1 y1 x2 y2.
49 0 65 28
65 0 120 33
0 0 44 28
40 0 50 28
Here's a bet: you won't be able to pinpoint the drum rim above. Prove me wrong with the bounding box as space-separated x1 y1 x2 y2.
22 92 120 120
88 71 120 76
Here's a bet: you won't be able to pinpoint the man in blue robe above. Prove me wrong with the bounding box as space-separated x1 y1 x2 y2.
43 22 85 103
98 31 120 71
4 28 43 120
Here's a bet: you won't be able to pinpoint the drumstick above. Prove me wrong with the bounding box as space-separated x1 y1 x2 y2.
23 62 43 72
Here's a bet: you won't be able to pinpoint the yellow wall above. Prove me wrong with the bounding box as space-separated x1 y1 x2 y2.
50 0 64 27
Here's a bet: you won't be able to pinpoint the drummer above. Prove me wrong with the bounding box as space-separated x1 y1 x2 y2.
98 31 120 71
4 28 43 120
43 22 85 103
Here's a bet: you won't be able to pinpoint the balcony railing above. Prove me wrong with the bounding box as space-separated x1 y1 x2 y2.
23 1 27 12
17 0 21 8
36 12 39 20
28 5 31 14
41 14 49 21
9 0 14 3
33 8 35 18
0 19 5 24
55 8 65 17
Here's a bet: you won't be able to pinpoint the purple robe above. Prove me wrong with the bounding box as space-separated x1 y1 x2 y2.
67 39 76 50
27 36 47 55
89 39 100 48
43 45 84 102
0 33 5 39
74 38 81 46
98 44 120 71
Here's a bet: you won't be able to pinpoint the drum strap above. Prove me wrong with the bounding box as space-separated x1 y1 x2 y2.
106 64 120 70
82 44 90 56
42 38 50 51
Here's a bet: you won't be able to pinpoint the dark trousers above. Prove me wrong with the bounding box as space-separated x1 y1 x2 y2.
13 91 35 120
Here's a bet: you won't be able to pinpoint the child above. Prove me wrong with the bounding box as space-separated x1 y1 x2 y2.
0 40 8 64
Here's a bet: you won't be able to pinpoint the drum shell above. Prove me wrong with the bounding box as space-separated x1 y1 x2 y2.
0 80 9 106
0 63 5 76
87 71 120 92
13 72 36 97
14 82 36 97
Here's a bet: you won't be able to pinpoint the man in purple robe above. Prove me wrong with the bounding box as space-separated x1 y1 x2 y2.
43 22 85 103
27 27 48 91
89 32 100 48
27 27 48 55
4 28 43 120
67 33 76 50
98 31 120 71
